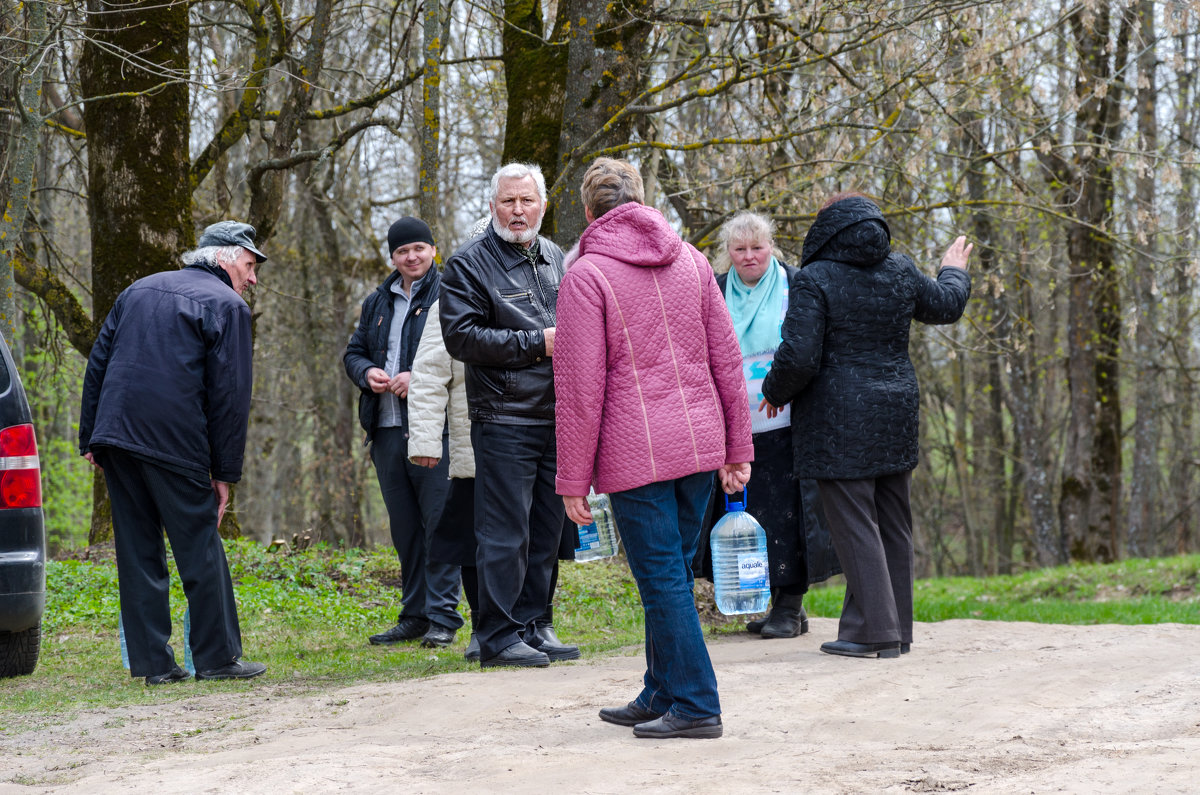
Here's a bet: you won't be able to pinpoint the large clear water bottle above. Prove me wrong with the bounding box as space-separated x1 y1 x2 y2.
711 490 771 615
575 492 619 562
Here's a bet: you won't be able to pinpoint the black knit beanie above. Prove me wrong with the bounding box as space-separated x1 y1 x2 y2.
387 217 435 253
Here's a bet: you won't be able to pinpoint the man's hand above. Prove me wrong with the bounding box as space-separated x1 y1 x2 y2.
718 462 751 494
388 371 412 398
412 456 440 469
366 367 390 394
563 494 590 525
83 451 102 471
212 480 231 526
543 326 556 357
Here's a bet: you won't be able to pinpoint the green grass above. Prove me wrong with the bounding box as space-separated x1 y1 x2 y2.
2 542 1196 732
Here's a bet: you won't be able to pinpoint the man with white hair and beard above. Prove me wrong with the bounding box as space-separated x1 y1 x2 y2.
440 163 577 668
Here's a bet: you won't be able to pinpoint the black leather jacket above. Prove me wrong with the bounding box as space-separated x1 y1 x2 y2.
439 225 564 424
343 267 441 443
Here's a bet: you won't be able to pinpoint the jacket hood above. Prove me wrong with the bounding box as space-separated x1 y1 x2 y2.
578 202 682 267
801 196 891 268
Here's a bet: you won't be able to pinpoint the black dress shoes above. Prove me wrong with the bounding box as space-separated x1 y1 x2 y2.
420 624 457 648
901 642 911 654
145 665 190 686
480 641 550 668
633 713 723 739
528 633 581 662
599 701 664 727
369 616 430 645
195 659 268 680
534 622 566 647
819 639 901 658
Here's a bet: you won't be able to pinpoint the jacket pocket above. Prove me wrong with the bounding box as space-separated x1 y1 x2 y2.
473 364 511 398
496 289 536 329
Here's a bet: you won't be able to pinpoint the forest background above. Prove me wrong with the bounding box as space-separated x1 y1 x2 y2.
2 0 1198 578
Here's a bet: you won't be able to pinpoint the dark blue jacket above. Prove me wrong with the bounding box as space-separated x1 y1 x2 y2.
343 267 442 442
79 264 253 482
761 197 971 480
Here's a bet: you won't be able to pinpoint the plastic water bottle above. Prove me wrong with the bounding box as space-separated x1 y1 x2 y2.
183 608 195 674
575 492 619 562
710 490 771 614
118 613 130 669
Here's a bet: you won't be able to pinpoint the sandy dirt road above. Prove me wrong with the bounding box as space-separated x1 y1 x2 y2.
3 617 1198 793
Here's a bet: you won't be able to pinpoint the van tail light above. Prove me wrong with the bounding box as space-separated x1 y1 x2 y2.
0 424 42 508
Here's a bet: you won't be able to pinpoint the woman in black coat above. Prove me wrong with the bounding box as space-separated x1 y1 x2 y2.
761 193 971 658
702 211 840 639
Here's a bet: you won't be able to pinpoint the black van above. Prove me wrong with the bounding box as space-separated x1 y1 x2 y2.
0 332 45 677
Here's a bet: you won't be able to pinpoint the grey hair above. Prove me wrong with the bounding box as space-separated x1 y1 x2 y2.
712 211 780 273
489 162 547 205
181 245 244 269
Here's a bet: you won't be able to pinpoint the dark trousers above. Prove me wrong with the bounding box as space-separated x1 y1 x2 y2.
98 447 242 677
371 428 462 629
817 471 913 644
471 421 565 659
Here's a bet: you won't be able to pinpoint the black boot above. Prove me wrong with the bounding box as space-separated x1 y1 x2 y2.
760 593 808 639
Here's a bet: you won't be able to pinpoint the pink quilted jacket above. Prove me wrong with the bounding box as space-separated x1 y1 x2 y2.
554 202 754 496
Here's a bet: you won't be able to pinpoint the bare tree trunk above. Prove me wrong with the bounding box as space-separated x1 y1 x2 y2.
499 0 568 230
552 0 652 242
418 0 441 230
1058 5 1130 563
0 0 48 339
961 110 1010 574
295 125 364 545
1127 0 1160 558
1168 20 1198 554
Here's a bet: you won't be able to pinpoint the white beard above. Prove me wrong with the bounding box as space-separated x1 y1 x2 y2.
492 214 541 245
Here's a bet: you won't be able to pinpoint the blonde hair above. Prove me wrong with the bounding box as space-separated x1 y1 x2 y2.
712 211 778 273
580 157 644 220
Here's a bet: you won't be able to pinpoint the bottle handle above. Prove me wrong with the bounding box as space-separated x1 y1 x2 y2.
724 486 748 512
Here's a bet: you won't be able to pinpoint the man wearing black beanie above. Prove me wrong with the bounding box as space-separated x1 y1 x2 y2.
344 217 462 648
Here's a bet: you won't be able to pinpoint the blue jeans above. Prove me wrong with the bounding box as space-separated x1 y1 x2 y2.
609 471 720 720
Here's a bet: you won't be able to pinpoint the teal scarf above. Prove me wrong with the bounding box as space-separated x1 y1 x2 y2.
725 257 787 356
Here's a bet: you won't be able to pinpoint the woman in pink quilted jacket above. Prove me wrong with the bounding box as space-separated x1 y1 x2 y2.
554 158 754 739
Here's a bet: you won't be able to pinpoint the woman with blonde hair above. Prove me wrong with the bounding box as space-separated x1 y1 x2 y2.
701 210 840 639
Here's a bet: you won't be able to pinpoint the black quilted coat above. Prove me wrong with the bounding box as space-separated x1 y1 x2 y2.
760 196 971 480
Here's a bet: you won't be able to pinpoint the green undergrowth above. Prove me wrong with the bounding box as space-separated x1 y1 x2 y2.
1 542 1196 732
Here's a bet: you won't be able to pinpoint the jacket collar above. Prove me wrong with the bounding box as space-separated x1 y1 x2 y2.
185 261 235 290
376 263 442 302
